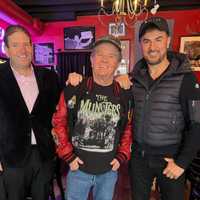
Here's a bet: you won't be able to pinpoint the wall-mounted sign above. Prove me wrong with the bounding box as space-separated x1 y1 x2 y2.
1 41 5 54
0 27 5 40
0 27 5 56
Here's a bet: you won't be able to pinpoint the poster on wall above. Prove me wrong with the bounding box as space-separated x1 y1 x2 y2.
64 26 95 50
33 43 54 65
108 22 126 37
179 36 200 69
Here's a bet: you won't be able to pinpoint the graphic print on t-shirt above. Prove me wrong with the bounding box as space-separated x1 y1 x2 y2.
72 94 120 153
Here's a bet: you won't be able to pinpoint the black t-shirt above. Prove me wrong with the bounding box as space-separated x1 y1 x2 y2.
68 82 129 174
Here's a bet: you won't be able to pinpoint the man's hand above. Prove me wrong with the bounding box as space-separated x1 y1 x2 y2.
69 157 84 171
0 162 3 172
110 158 120 171
66 72 83 86
163 158 184 180
115 74 132 89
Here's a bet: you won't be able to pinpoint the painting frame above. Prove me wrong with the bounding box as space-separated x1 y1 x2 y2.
108 22 126 37
179 35 200 60
64 26 95 50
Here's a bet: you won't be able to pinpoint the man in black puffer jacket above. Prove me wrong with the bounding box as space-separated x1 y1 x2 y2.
127 17 200 200
112 16 200 200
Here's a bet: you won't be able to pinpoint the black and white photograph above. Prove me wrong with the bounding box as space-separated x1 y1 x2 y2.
64 26 95 50
108 22 125 37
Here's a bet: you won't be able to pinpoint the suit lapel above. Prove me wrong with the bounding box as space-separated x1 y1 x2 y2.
31 66 43 113
0 63 30 114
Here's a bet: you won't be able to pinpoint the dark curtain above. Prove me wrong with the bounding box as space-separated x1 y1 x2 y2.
56 51 92 88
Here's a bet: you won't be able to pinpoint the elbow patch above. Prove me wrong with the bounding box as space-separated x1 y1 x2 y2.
189 100 200 123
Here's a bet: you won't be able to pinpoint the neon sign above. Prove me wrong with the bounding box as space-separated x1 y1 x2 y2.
1 42 5 54
0 27 5 55
0 27 5 40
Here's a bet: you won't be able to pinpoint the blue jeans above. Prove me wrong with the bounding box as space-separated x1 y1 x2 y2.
65 169 118 200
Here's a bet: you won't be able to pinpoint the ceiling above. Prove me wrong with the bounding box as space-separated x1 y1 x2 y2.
13 0 200 22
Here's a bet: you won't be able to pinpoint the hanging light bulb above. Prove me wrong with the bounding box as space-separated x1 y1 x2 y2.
150 0 160 15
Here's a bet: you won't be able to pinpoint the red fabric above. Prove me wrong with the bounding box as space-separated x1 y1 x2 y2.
117 120 132 161
52 92 76 163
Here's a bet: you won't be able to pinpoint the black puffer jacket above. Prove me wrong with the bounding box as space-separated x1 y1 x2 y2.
132 52 190 147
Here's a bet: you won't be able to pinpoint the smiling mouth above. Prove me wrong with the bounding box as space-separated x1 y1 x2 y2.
148 51 159 56
97 66 108 69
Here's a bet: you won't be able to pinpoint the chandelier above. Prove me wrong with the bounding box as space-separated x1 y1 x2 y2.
98 0 160 27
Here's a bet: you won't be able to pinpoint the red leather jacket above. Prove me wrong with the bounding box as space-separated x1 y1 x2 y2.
52 92 133 164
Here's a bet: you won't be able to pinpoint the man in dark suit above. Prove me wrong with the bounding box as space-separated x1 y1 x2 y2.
0 25 60 200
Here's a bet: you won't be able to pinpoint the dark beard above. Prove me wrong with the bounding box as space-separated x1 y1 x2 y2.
146 58 162 65
146 51 166 66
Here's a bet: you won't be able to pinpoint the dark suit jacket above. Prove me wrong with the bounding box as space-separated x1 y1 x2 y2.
0 61 60 166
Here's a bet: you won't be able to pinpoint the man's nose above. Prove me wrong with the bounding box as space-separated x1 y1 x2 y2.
20 44 29 52
101 55 109 62
149 41 156 50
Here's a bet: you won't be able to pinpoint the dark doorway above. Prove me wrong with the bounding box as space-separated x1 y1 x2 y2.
56 51 92 88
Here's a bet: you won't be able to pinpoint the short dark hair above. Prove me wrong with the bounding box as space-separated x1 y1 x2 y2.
4 25 32 47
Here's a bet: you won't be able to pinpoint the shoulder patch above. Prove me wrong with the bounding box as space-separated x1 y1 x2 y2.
195 83 200 89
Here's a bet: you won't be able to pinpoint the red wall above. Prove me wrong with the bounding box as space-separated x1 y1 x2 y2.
0 9 200 69
32 9 200 70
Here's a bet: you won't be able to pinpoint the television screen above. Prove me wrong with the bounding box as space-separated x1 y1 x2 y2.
33 43 54 65
64 26 95 50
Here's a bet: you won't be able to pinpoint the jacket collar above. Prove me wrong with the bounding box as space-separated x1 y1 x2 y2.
0 61 43 114
133 51 190 78
132 51 190 90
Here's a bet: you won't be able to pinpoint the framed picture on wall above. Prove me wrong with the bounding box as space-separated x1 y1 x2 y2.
179 35 200 69
64 26 95 50
179 36 200 59
33 43 54 66
108 22 125 37
115 40 130 75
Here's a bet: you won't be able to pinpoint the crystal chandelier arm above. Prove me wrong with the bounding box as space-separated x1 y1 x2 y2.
98 0 158 27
